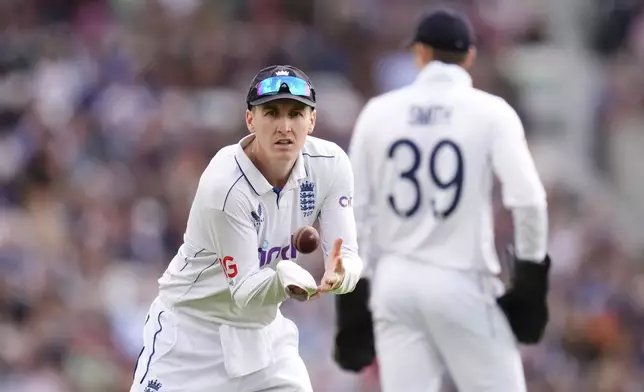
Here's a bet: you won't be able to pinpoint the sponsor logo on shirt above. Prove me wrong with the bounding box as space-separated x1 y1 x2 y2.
144 379 162 392
220 256 239 280
338 195 353 208
258 235 297 267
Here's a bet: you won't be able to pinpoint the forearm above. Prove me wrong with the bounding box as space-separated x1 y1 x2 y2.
231 269 289 308
332 252 363 294
341 253 363 278
354 197 374 275
511 205 548 262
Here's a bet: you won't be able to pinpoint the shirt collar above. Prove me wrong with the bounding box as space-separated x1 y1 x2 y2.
415 60 472 87
234 134 307 196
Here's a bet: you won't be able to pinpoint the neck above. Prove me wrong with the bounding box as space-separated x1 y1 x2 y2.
245 140 295 189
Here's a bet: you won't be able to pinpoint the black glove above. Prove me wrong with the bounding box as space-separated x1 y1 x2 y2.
333 278 375 372
497 255 551 344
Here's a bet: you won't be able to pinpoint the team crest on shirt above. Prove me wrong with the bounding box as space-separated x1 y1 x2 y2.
144 379 162 392
250 203 264 232
299 181 316 217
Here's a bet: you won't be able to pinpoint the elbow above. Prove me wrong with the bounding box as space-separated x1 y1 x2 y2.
505 195 547 210
503 180 548 210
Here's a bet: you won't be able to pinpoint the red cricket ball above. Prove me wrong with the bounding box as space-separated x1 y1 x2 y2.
293 226 320 254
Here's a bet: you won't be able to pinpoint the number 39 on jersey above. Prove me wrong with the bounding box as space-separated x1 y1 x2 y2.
387 138 464 220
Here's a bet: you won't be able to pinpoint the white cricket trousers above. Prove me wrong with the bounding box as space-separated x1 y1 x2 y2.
130 297 313 392
370 258 526 392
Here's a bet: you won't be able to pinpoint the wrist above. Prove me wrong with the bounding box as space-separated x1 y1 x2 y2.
331 262 362 294
277 260 317 296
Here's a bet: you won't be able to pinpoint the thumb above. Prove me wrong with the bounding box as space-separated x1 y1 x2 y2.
332 238 343 257
334 257 344 273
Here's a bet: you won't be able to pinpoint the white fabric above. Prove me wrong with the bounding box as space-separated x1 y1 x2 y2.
512 205 548 261
218 324 273 378
130 297 313 392
157 134 363 327
350 60 547 275
371 258 526 392
276 259 318 301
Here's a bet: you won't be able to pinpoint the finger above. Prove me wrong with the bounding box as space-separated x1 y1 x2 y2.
334 257 344 273
318 283 338 292
317 277 335 292
331 238 343 258
318 272 341 292
319 278 333 290
330 272 343 290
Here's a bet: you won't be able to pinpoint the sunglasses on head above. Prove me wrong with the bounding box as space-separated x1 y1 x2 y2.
254 76 313 99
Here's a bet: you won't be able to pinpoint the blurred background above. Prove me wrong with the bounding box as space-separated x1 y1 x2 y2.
1 0 644 391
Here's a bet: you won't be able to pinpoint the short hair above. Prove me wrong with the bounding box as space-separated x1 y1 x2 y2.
250 100 312 112
432 48 469 65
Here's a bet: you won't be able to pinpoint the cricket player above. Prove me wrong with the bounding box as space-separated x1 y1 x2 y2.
130 65 363 392
333 8 551 392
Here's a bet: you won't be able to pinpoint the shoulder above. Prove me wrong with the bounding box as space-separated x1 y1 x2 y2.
302 136 344 159
302 137 350 171
351 85 425 137
467 88 518 117
466 89 524 139
301 137 352 185
360 87 414 117
194 144 254 213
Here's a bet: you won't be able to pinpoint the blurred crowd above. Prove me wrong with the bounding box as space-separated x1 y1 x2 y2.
1 0 643 391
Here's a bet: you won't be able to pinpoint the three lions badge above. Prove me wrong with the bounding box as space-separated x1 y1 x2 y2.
299 181 315 217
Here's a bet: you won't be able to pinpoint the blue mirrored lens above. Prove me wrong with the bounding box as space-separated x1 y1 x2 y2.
256 76 311 97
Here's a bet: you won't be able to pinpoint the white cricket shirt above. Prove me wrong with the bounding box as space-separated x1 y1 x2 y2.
158 134 361 327
351 61 546 274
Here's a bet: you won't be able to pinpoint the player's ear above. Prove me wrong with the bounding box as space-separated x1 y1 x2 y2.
412 43 432 69
245 108 255 133
462 47 477 70
308 109 316 135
